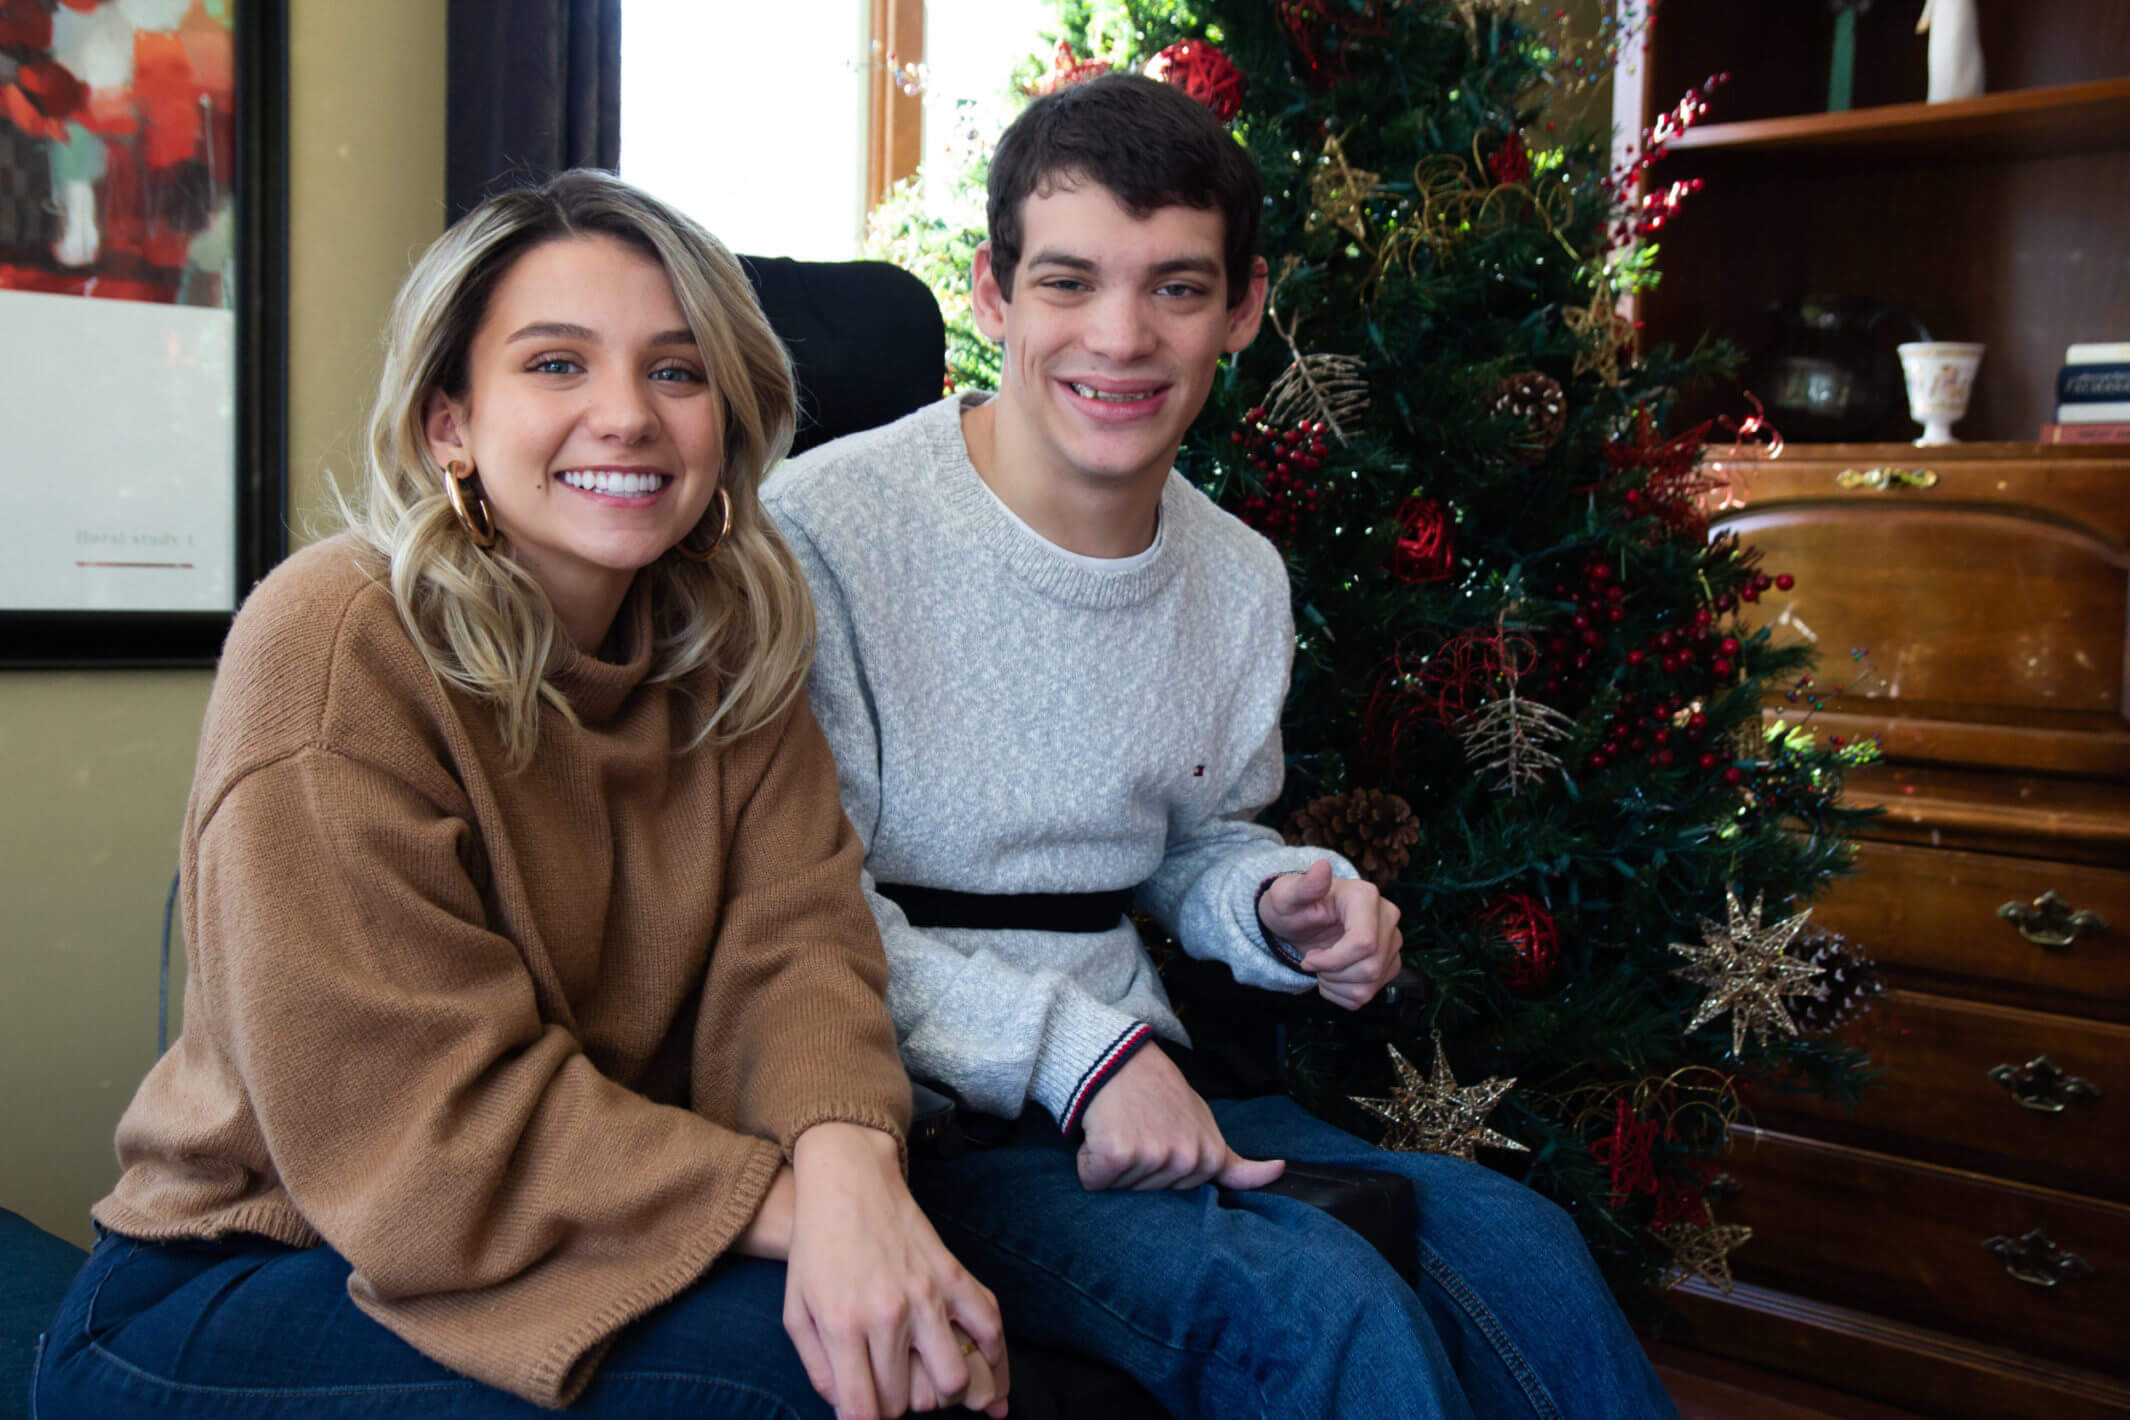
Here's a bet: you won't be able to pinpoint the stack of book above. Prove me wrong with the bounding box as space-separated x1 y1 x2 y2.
2043 342 2130 443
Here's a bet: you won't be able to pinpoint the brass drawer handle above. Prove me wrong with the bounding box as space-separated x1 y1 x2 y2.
1987 1055 2102 1113
1998 891 2108 950
1836 465 1939 490
1983 1229 2096 1288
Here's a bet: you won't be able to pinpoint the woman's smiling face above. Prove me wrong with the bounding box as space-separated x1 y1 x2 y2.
424 233 723 637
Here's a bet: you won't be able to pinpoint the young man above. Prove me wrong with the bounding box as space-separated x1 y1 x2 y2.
766 74 1676 1419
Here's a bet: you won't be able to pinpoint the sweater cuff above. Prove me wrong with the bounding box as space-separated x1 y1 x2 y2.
1238 846 1360 978
777 1104 913 1174
1255 876 1312 972
1028 990 1155 1133
1059 1024 1154 1135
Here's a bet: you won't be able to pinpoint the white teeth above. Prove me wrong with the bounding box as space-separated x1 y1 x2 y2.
1070 382 1156 403
559 471 667 494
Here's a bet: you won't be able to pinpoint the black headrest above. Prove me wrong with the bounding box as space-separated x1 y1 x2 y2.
740 256 948 457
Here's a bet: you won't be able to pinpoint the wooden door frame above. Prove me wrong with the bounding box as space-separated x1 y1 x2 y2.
866 0 925 211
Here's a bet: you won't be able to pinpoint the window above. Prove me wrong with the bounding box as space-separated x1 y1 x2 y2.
621 0 871 261
621 2 1052 260
919 0 1049 211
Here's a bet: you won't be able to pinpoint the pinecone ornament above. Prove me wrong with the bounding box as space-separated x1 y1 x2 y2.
1283 788 1420 880
1787 928 1886 1036
1487 371 1568 466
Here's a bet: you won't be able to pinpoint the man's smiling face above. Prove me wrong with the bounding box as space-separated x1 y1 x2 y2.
972 179 1266 493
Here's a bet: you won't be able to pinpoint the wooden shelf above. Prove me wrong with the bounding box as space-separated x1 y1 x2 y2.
1669 76 2130 157
1706 440 2130 463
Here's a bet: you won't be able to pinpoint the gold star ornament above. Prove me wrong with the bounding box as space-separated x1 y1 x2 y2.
1562 297 1634 385
1671 891 1822 1056
1443 0 1498 56
1354 1037 1529 1161
1654 1213 1754 1294
1307 130 1380 246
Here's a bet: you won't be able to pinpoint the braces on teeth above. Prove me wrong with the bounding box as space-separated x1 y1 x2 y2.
1070 383 1156 402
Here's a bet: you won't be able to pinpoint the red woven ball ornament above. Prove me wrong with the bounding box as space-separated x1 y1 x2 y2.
1031 40 1111 96
1391 497 1456 583
1144 40 1246 123
1276 0 1388 89
1483 890 1559 992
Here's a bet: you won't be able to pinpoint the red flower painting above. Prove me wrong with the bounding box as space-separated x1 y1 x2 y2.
0 0 236 306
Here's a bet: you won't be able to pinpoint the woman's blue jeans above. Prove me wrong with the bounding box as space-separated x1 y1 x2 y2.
31 1230 842 1418
909 1094 1678 1420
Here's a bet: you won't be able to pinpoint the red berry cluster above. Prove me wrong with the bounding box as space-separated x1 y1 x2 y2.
1738 569 1794 603
1624 611 1736 681
1232 408 1329 545
1602 72 1729 247
1583 692 1716 776
1535 557 1626 696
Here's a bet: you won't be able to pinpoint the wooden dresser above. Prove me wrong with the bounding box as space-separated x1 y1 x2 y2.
1684 441 2130 1417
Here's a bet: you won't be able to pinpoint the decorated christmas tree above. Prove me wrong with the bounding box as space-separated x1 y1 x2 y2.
871 0 1881 1311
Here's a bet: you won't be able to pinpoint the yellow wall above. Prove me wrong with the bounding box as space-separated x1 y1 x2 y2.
0 1 447 1246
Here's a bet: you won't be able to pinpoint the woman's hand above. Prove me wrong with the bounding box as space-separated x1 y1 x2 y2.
736 1165 796 1259
783 1122 1009 1419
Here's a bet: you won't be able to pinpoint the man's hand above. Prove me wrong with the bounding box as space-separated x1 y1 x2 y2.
1076 1043 1285 1192
1259 859 1404 1010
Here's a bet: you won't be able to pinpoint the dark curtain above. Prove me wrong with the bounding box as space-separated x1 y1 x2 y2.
446 0 621 220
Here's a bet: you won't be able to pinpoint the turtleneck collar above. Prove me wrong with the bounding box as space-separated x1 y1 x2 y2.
548 584 655 724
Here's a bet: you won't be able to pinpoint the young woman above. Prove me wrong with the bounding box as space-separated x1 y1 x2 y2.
32 171 1006 1420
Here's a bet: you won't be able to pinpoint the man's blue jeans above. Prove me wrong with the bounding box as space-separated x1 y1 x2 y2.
910 1094 1678 1420
31 1230 843 1418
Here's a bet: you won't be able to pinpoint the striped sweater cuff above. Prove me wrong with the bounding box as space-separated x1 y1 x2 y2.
1255 874 1313 972
1058 1023 1154 1134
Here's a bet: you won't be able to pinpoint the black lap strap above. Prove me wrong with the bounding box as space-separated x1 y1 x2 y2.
875 883 1133 934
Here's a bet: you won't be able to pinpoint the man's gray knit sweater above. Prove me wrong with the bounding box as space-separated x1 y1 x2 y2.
765 394 1353 1130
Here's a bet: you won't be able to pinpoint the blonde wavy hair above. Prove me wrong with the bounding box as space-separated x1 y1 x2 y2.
347 169 810 764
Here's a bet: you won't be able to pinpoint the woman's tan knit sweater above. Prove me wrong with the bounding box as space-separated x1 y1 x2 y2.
94 534 910 1408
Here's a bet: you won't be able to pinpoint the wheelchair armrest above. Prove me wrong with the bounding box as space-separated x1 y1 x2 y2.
910 1080 964 1159
1165 957 1432 1035
1274 965 1432 1032
1226 1161 1418 1286
910 1082 1420 1286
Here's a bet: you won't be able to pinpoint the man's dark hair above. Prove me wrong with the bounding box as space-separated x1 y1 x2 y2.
987 73 1263 308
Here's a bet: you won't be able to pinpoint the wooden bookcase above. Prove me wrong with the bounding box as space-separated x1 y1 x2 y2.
1614 1 2130 442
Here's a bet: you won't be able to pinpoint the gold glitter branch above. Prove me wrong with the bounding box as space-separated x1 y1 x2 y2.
1264 267 1370 447
1461 687 1575 794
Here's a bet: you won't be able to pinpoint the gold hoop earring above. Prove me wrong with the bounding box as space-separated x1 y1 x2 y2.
673 487 733 563
444 460 498 549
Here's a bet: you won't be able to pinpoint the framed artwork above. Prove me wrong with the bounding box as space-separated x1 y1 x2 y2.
1 0 286 666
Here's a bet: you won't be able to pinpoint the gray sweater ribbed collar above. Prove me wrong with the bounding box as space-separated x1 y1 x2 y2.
925 393 1184 611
